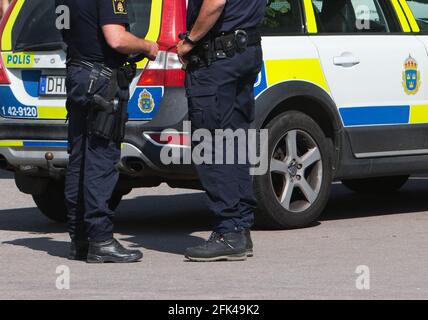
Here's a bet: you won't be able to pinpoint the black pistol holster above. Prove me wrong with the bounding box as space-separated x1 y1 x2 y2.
88 67 121 142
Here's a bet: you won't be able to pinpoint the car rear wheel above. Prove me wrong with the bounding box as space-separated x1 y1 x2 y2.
254 111 333 229
342 176 409 194
33 180 125 223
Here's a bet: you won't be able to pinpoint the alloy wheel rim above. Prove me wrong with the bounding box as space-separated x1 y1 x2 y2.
270 129 323 213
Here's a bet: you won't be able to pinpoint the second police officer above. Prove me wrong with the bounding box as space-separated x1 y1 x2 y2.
178 0 266 262
59 0 158 263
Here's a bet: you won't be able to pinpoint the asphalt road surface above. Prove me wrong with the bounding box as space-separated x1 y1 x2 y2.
0 169 427 300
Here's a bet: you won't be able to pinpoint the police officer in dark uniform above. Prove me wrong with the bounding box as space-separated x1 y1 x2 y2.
59 0 158 263
178 0 266 262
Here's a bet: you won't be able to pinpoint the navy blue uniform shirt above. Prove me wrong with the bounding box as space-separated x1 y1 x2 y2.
60 0 129 68
187 0 266 35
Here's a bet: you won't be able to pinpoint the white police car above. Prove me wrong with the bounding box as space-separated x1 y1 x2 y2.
0 0 427 229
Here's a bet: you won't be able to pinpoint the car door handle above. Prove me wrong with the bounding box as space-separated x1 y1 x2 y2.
333 55 360 67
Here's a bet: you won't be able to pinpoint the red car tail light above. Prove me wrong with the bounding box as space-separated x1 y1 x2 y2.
145 132 191 147
0 55 10 85
137 51 185 87
0 0 17 84
137 0 186 87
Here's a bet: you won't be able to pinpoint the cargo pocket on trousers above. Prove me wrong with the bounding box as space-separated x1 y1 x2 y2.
187 86 220 130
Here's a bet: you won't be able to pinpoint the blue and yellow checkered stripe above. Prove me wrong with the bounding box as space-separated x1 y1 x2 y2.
0 140 68 147
339 105 428 127
0 86 67 120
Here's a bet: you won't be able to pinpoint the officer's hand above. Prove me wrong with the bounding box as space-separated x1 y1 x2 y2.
177 40 194 65
144 40 159 61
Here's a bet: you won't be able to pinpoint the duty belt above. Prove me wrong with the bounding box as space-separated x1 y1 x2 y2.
188 28 261 67
68 60 114 79
213 28 262 51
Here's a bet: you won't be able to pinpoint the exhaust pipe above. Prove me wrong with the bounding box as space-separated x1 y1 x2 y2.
124 158 145 174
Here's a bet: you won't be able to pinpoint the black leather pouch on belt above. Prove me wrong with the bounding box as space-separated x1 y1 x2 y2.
91 95 120 140
213 29 261 59
216 34 236 58
88 63 134 143
89 69 120 141
118 63 136 88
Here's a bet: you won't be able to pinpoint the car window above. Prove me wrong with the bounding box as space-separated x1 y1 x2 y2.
312 0 397 33
12 0 63 51
406 0 428 32
125 0 152 39
11 0 153 52
260 0 304 35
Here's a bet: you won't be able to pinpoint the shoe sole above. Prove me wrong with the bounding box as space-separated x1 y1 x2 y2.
247 249 254 257
86 254 143 264
68 255 87 261
185 253 247 262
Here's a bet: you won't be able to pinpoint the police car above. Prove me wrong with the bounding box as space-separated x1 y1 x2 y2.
1 0 428 228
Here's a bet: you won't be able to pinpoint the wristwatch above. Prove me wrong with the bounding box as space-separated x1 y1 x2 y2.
184 33 198 46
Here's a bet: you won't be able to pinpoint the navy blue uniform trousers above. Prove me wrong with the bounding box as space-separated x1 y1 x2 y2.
185 45 263 234
65 65 126 242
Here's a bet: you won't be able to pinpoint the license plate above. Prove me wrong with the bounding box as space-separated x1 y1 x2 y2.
0 106 38 118
39 75 66 96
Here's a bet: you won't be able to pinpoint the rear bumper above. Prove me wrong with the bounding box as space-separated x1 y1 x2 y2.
0 87 197 179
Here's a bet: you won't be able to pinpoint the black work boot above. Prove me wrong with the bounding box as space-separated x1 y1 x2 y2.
68 241 89 261
185 231 247 262
200 230 254 257
87 238 143 263
244 229 253 257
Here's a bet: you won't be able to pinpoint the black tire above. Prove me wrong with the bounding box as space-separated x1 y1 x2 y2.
109 192 124 211
33 180 125 223
32 180 67 223
254 111 333 229
342 176 409 194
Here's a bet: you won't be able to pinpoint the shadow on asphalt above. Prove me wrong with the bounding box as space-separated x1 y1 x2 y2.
3 237 70 259
1 178 428 258
1 192 210 257
323 178 428 220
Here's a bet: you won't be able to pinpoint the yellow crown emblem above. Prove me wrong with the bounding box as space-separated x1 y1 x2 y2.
402 55 421 95
140 90 151 100
404 55 417 71
138 89 155 113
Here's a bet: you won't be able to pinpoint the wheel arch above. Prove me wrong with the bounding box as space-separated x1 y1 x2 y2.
254 80 344 172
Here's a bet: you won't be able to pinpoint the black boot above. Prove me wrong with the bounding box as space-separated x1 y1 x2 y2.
68 241 89 261
198 230 254 257
87 238 143 263
244 229 253 257
185 231 247 262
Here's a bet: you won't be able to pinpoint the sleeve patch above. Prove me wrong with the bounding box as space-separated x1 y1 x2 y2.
113 0 127 14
